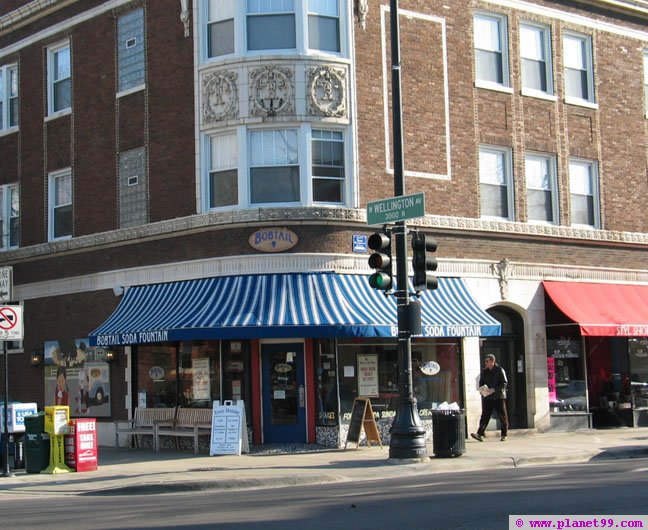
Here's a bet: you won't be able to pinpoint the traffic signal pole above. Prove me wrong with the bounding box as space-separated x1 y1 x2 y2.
388 0 427 460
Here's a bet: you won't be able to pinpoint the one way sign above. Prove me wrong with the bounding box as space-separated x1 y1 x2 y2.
0 266 12 303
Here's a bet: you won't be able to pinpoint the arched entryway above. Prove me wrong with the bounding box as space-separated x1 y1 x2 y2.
480 306 528 429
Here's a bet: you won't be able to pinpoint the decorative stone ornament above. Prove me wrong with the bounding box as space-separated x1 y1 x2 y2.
308 65 347 118
179 0 190 37
358 0 368 30
202 70 239 124
249 65 294 117
492 258 514 300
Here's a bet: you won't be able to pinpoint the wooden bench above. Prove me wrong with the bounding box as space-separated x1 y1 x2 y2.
114 407 176 450
154 407 212 454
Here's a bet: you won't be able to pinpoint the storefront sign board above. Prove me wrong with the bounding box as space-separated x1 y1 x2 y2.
344 397 382 450
357 354 379 397
210 400 249 456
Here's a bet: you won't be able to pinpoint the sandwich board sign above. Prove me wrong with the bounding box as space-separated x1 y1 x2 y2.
209 400 249 456
0 305 23 340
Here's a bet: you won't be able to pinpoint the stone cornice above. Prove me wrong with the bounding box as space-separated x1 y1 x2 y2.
3 209 648 264
0 0 77 37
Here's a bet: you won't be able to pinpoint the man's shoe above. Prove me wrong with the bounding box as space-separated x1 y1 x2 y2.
470 433 484 442
500 436 507 441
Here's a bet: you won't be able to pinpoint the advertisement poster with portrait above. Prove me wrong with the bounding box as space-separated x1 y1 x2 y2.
44 338 113 417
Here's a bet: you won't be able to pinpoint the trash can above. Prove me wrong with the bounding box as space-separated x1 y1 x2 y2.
24 413 50 474
432 409 466 458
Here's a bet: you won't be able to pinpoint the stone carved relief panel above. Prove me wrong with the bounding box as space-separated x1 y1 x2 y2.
249 65 295 116
308 65 347 118
201 69 239 125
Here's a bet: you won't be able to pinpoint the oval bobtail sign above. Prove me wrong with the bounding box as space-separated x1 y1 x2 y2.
249 228 298 253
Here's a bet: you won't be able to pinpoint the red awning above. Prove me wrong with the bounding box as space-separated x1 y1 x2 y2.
544 281 648 336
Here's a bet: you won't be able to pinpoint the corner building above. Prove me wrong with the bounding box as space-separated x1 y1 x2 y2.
2 0 648 450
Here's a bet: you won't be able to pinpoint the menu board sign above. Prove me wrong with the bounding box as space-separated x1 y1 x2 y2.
357 354 379 397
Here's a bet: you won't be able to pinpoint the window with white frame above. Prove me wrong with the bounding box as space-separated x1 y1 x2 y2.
117 8 145 93
47 42 71 115
0 64 18 130
525 154 557 224
644 52 648 117
308 0 340 53
563 32 594 104
479 146 513 220
0 184 19 249
569 159 599 228
247 0 296 51
312 129 344 203
209 132 238 207
520 22 552 95
207 0 235 58
249 129 299 204
474 12 509 88
49 169 72 240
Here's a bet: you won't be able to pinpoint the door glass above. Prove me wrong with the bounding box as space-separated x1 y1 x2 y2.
270 350 298 425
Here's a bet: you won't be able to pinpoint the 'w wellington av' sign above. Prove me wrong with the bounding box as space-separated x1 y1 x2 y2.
367 192 425 225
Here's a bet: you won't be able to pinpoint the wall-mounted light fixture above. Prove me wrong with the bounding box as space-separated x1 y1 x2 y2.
31 349 43 366
105 350 115 363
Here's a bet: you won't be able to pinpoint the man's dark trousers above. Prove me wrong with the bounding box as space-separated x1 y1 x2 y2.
477 399 508 437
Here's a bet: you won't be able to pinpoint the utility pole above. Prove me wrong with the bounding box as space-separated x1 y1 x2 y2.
387 0 427 460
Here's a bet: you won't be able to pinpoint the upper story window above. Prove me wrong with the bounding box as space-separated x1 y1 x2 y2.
520 22 553 96
49 169 72 240
209 132 238 208
208 0 235 58
47 42 71 115
312 129 344 203
563 32 595 105
525 153 557 224
569 158 599 228
249 129 299 204
205 126 348 210
117 8 145 93
247 0 296 51
0 64 18 130
474 12 510 89
0 184 19 250
308 0 340 53
479 146 513 221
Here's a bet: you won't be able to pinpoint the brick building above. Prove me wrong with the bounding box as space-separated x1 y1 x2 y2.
1 0 648 450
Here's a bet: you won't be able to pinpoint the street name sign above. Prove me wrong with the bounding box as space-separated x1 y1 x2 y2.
0 267 12 303
367 192 425 225
0 305 23 340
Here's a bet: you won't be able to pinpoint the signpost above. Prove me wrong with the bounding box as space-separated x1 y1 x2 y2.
367 192 425 226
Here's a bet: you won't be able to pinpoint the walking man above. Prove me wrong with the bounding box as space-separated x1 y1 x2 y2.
471 354 509 442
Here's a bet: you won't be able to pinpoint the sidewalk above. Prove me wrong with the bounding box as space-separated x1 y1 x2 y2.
1 428 648 497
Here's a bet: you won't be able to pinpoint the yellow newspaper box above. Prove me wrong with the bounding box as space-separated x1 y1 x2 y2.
44 406 70 435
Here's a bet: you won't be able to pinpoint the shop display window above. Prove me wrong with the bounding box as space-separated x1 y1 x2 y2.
315 339 338 426
336 339 462 423
628 338 648 409
546 335 586 412
221 340 252 423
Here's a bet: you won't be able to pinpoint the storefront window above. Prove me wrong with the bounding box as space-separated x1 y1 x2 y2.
336 339 463 423
315 339 338 426
178 341 221 407
629 338 648 409
546 335 586 412
221 340 252 423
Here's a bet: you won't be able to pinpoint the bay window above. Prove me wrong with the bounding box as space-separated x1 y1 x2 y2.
249 129 300 204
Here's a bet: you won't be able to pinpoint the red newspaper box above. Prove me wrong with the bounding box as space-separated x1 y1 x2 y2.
64 419 98 472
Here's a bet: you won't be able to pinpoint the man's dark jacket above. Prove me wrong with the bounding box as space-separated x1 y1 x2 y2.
479 363 508 400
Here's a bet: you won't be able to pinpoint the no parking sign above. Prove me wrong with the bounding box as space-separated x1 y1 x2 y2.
0 305 23 340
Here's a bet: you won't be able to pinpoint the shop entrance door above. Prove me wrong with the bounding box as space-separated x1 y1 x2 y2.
482 306 528 430
261 342 307 443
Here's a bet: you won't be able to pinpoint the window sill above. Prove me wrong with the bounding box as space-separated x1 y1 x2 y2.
0 126 18 138
564 97 598 110
117 84 145 99
45 108 71 122
521 89 557 102
474 81 513 94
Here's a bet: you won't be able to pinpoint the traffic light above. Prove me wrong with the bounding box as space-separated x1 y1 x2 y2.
368 230 393 291
411 231 438 292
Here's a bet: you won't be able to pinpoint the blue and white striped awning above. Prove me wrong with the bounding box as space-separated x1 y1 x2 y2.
88 273 500 346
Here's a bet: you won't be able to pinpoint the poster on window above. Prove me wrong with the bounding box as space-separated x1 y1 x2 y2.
357 354 379 397
44 338 112 417
192 358 211 401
